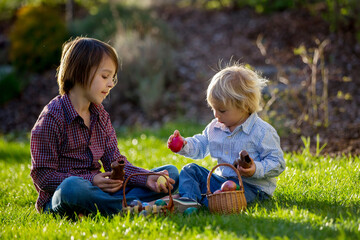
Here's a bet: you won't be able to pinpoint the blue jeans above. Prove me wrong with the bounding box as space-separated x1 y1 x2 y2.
179 163 269 207
44 165 179 217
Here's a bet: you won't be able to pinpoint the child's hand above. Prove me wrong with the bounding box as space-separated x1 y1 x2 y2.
236 155 256 177
146 170 175 193
167 130 186 152
93 172 123 193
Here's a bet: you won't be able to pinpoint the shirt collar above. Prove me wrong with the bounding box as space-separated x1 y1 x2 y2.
90 103 107 129
213 112 258 135
61 94 79 124
241 112 258 134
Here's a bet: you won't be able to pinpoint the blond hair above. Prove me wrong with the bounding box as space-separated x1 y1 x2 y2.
206 63 268 113
57 37 119 95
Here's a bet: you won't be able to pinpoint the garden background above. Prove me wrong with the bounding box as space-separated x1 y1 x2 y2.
0 1 359 239
0 0 359 155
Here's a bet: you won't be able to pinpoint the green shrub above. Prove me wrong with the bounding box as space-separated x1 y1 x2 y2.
69 3 175 43
0 66 26 105
183 0 299 11
70 2 178 119
0 0 106 21
322 0 360 33
112 31 176 118
69 4 116 41
9 4 69 73
0 0 23 21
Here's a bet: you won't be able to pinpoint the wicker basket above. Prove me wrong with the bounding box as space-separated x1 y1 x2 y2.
206 163 247 214
121 172 174 213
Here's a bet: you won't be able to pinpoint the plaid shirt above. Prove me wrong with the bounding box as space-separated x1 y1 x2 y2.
30 94 149 212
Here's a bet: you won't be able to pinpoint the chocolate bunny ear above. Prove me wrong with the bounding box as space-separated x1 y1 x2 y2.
233 150 252 169
240 150 251 164
110 160 125 180
233 158 239 168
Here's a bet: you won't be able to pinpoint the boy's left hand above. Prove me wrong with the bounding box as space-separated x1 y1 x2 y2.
237 156 256 177
146 170 175 193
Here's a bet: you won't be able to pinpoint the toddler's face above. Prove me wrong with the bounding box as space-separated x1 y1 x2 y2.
86 55 117 105
210 101 249 132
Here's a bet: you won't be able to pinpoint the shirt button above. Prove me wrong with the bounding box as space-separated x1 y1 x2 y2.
225 151 228 154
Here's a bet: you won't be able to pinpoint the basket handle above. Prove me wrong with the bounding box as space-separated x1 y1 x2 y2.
206 163 244 195
121 172 174 212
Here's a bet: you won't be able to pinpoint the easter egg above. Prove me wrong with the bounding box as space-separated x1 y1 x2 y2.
168 135 184 152
183 207 198 216
139 210 149 217
157 175 169 188
221 180 237 192
152 205 160 214
123 206 132 214
130 200 142 208
154 199 167 206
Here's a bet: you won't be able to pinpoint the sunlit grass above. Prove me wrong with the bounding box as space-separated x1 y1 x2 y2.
0 124 359 239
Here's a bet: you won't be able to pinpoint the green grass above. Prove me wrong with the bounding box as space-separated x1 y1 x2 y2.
0 123 359 240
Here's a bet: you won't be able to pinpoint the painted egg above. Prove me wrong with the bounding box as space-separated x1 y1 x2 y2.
183 207 198 216
130 200 142 208
154 199 167 206
139 210 149 217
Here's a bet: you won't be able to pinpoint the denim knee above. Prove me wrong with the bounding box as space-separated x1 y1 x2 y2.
164 164 179 192
180 162 200 176
165 164 179 182
54 176 91 205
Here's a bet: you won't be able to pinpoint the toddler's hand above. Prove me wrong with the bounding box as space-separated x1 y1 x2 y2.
236 154 256 177
167 130 186 152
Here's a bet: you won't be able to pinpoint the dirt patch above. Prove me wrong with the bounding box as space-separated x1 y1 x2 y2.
155 6 360 155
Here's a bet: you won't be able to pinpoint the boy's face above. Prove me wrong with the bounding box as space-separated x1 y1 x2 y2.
210 100 249 132
86 55 117 105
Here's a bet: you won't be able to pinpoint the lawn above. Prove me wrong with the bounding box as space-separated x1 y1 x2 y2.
0 123 359 239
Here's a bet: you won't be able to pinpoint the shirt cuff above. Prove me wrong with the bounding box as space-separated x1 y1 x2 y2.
135 169 151 186
252 161 264 179
177 141 190 155
125 165 151 186
83 173 98 183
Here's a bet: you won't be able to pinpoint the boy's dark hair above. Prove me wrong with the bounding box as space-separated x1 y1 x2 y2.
56 37 119 95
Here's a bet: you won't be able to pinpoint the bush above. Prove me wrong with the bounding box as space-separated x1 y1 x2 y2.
185 0 360 41
113 31 176 118
9 4 69 73
0 66 26 105
70 2 178 120
69 3 175 43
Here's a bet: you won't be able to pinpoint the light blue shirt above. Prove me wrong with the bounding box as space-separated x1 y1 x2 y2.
178 112 285 196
